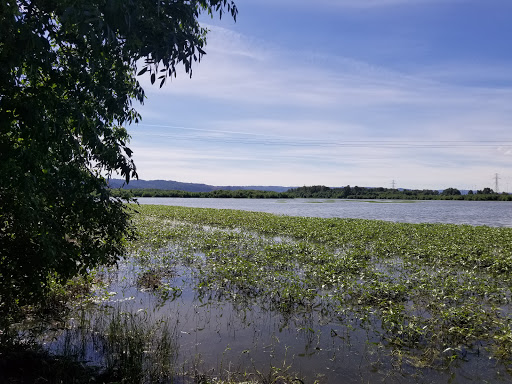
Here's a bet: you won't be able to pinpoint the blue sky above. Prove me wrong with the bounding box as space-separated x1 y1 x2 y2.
129 0 512 190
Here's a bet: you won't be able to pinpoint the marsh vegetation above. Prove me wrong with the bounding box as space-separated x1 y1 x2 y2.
5 205 512 383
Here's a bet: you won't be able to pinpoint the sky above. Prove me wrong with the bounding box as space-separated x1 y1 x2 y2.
128 0 512 191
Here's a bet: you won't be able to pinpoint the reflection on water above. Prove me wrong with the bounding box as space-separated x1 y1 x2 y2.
34 205 512 383
43 253 509 383
136 198 512 227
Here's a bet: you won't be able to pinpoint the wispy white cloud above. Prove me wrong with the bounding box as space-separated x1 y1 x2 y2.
414 62 512 86
141 25 511 110
132 21 512 188
139 26 512 143
130 140 509 189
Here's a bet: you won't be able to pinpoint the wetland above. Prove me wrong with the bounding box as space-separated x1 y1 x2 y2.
9 204 512 383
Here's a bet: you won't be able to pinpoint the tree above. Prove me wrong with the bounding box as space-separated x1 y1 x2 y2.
441 187 461 196
0 0 237 321
477 187 495 194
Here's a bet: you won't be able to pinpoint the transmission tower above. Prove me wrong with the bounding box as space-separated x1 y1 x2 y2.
391 180 396 189
495 173 500 193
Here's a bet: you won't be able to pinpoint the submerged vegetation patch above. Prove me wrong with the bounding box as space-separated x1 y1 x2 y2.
6 205 512 383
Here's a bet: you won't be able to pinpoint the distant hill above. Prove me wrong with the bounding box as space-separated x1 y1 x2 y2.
108 179 292 193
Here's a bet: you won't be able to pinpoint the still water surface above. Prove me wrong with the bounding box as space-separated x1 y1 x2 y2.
44 199 512 383
136 198 511 227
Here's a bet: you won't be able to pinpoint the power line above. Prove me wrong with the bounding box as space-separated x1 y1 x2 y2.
137 131 512 149
135 124 512 149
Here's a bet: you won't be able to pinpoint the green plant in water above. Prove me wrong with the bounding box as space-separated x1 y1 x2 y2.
127 205 512 374
10 204 512 383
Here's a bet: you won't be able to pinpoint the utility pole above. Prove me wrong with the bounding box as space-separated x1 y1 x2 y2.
495 173 500 193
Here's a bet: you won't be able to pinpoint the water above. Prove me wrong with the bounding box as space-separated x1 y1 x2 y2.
49 257 506 384
40 200 512 383
135 198 512 227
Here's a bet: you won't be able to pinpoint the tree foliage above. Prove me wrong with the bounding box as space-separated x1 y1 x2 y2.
0 0 237 320
285 185 511 201
441 187 461 196
478 187 495 195
112 188 291 199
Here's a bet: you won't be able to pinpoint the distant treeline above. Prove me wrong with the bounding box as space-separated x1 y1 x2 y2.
286 185 512 201
112 188 293 199
112 185 512 201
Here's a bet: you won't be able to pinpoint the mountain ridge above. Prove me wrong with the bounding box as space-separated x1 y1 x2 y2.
107 178 293 193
